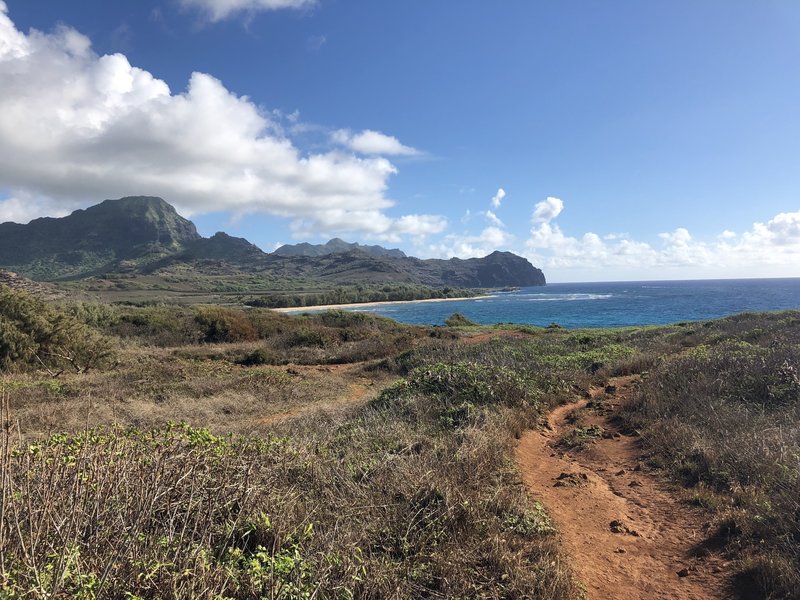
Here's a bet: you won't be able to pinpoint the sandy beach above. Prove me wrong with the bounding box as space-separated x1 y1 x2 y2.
272 295 494 313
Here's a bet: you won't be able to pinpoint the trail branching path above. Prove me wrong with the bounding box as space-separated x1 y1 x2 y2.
516 376 729 600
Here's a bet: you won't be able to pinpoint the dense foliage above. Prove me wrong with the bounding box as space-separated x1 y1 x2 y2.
243 284 478 309
0 287 115 374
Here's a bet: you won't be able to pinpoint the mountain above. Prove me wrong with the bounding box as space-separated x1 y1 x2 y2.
0 196 545 289
273 238 407 258
0 196 200 280
256 250 545 288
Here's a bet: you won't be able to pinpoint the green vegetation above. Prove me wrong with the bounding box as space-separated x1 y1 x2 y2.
243 284 479 309
620 313 800 599
2 285 800 598
444 312 477 327
0 291 577 598
559 424 605 449
0 287 115 374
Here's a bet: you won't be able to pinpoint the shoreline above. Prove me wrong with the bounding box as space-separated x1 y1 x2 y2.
272 295 494 313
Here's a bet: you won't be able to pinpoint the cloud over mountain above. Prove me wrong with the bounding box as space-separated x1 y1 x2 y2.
0 3 441 241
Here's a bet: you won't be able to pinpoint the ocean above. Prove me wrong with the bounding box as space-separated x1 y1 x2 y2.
295 278 800 328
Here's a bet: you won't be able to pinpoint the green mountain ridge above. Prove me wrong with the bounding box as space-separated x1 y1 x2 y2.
0 196 546 292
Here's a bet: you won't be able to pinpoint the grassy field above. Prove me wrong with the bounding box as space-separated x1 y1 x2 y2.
1 286 799 598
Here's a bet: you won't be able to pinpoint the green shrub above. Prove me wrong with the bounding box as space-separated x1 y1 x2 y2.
444 312 477 327
0 287 116 374
372 362 541 429
621 335 800 598
194 306 258 343
280 327 330 349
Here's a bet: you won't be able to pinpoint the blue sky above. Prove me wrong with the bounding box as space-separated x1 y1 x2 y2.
1 0 799 281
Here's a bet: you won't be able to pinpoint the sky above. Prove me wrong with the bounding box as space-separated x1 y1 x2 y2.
1 0 799 282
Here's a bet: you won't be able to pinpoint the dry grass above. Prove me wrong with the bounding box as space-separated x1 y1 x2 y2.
5 343 397 440
1 364 580 598
5 295 799 598
619 314 800 599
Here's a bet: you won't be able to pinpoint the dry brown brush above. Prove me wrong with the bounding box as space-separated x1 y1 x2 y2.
621 327 800 599
0 358 580 598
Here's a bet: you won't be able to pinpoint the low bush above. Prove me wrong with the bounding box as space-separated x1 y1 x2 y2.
372 362 542 431
621 337 800 598
444 312 477 327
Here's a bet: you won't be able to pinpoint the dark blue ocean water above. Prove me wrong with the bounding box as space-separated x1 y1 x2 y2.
294 279 800 328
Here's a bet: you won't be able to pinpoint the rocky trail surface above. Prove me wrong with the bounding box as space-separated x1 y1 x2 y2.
516 376 730 599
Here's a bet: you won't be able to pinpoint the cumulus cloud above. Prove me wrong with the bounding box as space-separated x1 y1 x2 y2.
178 0 315 22
331 129 420 156
490 188 506 209
427 226 513 259
395 214 447 236
658 227 692 246
532 196 564 224
525 198 800 279
749 210 800 246
0 6 442 240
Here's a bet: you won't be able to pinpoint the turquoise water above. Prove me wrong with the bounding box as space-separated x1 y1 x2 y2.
294 278 800 328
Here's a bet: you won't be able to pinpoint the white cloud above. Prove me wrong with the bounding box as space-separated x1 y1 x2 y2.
427 226 513 259
484 210 504 227
395 214 447 236
658 227 692 246
288 210 446 244
525 198 800 280
0 194 71 224
178 0 315 22
490 187 505 209
748 210 800 246
331 129 419 156
0 6 442 241
532 196 563 223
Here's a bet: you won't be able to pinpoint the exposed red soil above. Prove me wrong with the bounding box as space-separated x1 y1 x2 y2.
516 376 731 599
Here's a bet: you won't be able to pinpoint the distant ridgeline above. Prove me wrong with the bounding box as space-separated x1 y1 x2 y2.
0 197 545 303
274 238 407 259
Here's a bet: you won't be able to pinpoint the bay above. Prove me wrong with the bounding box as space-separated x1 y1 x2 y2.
292 278 800 328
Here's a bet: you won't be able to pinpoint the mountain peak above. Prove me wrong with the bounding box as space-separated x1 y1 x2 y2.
0 196 200 280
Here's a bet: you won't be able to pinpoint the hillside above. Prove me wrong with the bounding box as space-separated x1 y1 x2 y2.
253 250 546 288
7 292 794 597
0 197 546 299
0 197 200 280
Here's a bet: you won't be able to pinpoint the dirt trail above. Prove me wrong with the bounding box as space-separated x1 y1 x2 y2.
516 376 729 600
